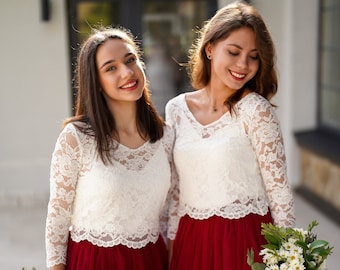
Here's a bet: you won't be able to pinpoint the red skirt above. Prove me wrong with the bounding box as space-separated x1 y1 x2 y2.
66 235 168 270
170 211 273 270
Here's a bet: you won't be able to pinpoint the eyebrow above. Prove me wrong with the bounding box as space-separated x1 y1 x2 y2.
99 52 134 69
227 44 257 52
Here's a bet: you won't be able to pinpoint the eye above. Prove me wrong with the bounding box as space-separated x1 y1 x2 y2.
106 66 116 72
228 50 239 56
126 57 136 64
249 54 259 60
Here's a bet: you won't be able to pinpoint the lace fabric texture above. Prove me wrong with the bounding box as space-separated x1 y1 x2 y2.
45 123 174 267
165 92 295 240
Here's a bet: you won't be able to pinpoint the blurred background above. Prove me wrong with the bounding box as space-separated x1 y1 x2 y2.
0 0 339 269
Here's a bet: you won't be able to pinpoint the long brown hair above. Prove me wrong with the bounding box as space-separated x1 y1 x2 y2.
64 26 164 164
188 1 278 110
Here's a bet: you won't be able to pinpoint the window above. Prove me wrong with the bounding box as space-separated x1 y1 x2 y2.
295 0 340 165
67 0 217 115
142 1 210 116
319 0 340 134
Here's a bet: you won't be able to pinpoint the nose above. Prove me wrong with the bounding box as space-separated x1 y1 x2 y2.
120 64 133 78
236 55 248 69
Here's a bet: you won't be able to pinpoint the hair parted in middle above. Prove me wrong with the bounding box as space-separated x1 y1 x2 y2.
64 26 164 164
187 0 278 110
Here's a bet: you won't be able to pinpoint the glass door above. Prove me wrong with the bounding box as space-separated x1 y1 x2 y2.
67 0 216 114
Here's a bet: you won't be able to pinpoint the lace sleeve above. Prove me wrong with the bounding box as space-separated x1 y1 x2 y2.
45 124 82 267
159 124 175 244
247 99 295 227
165 100 181 240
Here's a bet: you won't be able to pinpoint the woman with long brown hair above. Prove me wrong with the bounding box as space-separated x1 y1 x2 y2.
166 1 295 269
45 26 174 270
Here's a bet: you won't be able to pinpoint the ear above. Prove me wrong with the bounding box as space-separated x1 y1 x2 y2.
205 42 213 58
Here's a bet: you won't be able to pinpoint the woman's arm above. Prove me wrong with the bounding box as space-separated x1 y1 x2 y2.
249 99 295 227
46 124 82 268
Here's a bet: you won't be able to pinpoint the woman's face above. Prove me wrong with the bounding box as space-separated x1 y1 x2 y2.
206 27 259 91
96 38 145 105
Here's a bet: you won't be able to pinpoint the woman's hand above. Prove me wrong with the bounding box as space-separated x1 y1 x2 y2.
50 264 65 270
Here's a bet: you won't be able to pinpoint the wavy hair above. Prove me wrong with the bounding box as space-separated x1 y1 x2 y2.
187 1 278 110
64 26 164 164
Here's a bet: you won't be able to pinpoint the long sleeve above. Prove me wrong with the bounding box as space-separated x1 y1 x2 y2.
247 100 295 227
45 124 82 267
158 124 180 243
165 102 181 240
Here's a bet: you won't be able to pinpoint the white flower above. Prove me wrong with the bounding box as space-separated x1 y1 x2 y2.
247 221 333 270
282 242 293 251
279 262 289 270
288 257 305 269
313 254 323 264
261 248 280 265
266 265 279 270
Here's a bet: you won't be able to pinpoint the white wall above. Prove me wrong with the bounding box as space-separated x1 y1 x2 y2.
252 0 319 187
0 0 71 206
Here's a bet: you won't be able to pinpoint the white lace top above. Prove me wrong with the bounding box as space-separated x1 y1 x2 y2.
165 92 295 240
45 122 174 268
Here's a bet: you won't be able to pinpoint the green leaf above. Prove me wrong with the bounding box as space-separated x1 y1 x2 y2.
264 234 280 246
250 262 266 270
310 240 329 249
296 240 308 249
308 220 318 232
262 243 279 251
310 246 333 257
247 249 266 270
306 260 317 268
247 249 255 266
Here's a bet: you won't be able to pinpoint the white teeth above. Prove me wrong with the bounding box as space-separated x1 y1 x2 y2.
122 81 136 88
230 71 245 78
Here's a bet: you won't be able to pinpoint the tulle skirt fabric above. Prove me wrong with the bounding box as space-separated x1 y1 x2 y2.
66 235 168 270
170 211 273 270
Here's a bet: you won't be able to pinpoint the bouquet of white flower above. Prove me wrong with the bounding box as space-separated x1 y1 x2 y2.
247 221 333 270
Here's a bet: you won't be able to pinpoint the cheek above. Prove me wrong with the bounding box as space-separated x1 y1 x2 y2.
250 61 259 74
137 67 146 85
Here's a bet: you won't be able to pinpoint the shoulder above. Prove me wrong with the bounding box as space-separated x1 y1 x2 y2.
166 92 185 109
62 121 87 136
165 93 186 122
59 121 92 146
238 92 274 116
241 92 271 106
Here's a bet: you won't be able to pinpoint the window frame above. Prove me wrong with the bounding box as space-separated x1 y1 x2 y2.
295 0 340 166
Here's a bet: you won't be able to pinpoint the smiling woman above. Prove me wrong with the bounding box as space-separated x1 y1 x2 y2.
45 26 176 270
96 38 146 106
165 1 295 269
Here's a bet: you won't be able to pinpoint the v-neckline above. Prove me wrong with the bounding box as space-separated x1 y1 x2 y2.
113 138 150 151
182 94 229 127
182 92 253 127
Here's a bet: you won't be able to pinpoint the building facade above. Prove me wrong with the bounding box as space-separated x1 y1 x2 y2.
1 0 339 222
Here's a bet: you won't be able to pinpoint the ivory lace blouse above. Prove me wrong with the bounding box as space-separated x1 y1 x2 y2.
45 122 174 267
165 92 295 240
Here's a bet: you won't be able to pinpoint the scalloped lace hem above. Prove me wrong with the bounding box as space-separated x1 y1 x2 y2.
47 258 66 268
178 206 269 220
70 231 160 249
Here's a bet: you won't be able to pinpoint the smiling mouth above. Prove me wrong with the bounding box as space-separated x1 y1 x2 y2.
121 80 137 89
230 71 246 79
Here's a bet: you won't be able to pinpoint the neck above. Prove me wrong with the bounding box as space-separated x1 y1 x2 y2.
204 86 232 113
108 102 138 132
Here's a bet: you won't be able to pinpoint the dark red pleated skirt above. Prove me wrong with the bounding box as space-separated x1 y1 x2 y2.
66 235 168 270
170 211 273 270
